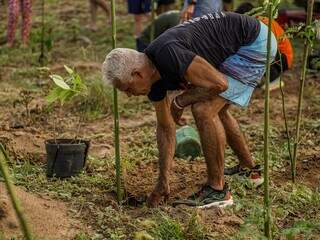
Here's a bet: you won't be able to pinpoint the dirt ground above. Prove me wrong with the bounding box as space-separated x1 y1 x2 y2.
0 183 84 240
0 0 319 239
0 62 319 239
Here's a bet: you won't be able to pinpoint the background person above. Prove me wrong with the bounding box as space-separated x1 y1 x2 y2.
136 0 224 51
88 0 109 31
180 0 223 21
7 0 32 47
136 10 180 52
128 0 151 38
157 0 176 15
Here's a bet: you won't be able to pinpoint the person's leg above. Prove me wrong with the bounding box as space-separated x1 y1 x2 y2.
134 14 144 37
95 0 109 13
192 96 228 190
219 104 255 168
89 0 98 31
7 0 19 47
129 0 150 37
95 0 109 21
21 0 31 45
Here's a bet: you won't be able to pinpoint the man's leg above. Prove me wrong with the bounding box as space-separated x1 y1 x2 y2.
219 104 255 169
89 0 98 31
192 96 228 190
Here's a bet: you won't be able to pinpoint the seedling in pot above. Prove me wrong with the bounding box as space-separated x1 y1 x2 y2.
45 65 90 178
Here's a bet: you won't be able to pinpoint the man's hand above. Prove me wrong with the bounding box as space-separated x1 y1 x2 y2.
170 96 187 126
147 181 170 208
173 56 228 108
149 97 175 207
180 4 195 22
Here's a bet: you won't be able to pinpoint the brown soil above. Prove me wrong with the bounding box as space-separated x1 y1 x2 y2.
0 183 84 240
273 154 320 189
0 67 319 238
125 160 208 203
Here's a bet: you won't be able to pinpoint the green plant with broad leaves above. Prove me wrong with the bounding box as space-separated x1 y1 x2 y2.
47 65 87 106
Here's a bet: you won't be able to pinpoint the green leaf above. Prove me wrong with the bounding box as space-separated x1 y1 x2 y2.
59 90 74 105
64 65 74 75
46 88 63 104
50 74 70 90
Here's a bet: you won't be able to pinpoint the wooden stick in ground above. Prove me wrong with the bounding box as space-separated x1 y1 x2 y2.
292 0 315 183
279 52 294 177
110 0 122 203
0 144 33 240
150 0 156 42
39 0 45 66
263 1 274 239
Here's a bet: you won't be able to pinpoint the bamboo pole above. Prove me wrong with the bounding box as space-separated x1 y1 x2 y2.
279 54 294 177
110 0 122 203
263 2 274 239
0 144 33 240
292 0 314 183
150 0 156 41
39 0 45 66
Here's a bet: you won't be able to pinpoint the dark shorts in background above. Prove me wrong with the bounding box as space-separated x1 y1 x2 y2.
158 0 175 5
128 0 151 14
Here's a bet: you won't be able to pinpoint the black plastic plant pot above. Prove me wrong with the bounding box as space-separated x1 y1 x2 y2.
45 139 90 178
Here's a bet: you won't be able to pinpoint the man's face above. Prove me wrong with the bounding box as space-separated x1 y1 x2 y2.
116 71 151 97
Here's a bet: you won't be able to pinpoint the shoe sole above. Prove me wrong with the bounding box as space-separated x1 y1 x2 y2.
197 196 234 209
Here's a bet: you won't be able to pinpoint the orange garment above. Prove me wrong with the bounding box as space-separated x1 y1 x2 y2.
259 17 294 68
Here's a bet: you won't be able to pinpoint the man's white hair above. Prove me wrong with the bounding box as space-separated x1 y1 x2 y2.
102 48 142 86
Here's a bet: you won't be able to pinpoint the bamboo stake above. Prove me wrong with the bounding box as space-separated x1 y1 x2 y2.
263 2 274 239
39 0 45 66
0 144 33 240
292 0 314 183
279 54 294 176
150 0 156 42
110 0 122 202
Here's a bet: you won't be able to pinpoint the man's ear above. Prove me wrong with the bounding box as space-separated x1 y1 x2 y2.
132 69 143 79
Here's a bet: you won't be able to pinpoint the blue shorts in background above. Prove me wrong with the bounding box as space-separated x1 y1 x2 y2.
182 0 223 17
219 21 277 107
128 0 151 14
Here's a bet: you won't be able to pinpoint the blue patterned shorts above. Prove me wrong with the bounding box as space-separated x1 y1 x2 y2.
219 21 277 107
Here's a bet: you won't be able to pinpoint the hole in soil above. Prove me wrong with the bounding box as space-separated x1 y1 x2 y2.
111 190 147 207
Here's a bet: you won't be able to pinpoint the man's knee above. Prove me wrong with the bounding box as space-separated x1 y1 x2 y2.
191 102 212 122
218 104 231 120
192 97 227 121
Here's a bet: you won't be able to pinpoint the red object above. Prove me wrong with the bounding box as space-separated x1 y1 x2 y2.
259 17 294 68
277 8 320 28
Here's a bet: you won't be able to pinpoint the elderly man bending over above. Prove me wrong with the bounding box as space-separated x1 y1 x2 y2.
102 12 277 208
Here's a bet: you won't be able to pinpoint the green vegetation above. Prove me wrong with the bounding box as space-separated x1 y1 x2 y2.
0 145 33 240
0 0 319 239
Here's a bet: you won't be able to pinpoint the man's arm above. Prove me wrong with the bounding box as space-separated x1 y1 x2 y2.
176 56 228 107
148 96 176 207
180 0 197 22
